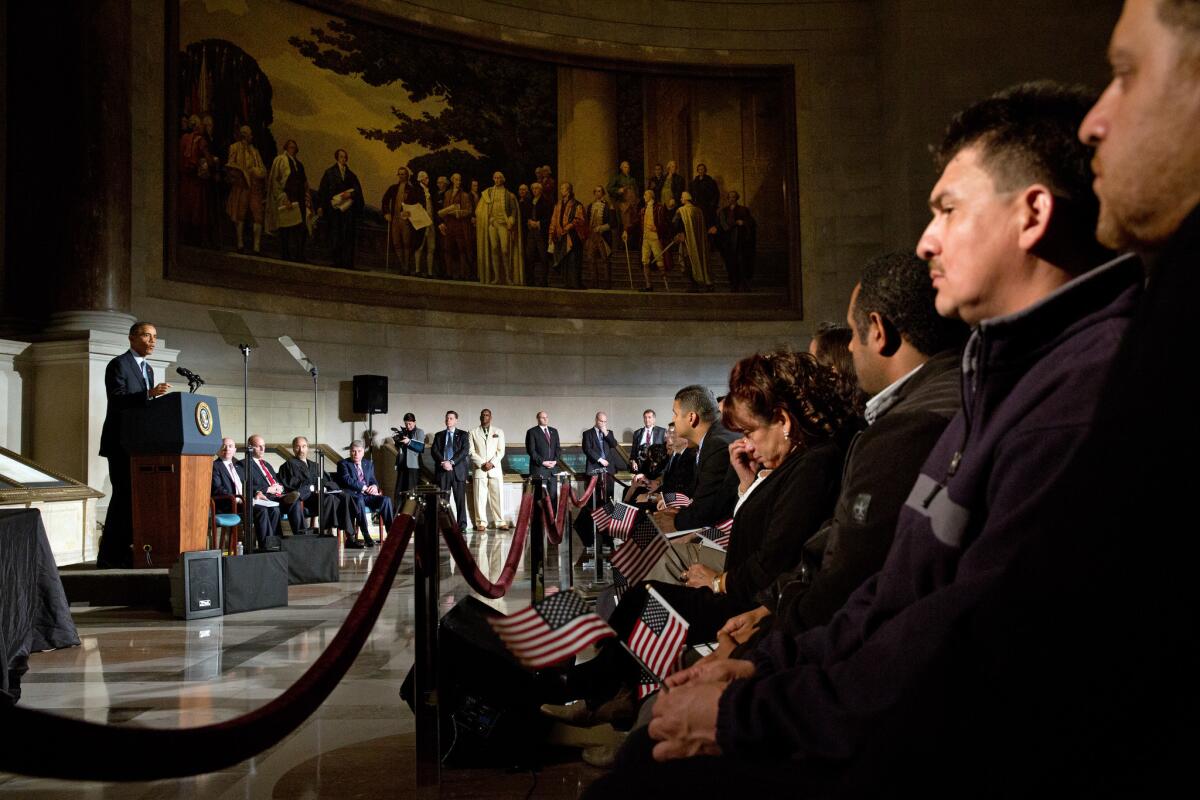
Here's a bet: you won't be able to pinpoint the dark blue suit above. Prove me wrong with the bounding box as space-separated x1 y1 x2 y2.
582 426 620 502
432 428 470 527
98 350 153 567
337 458 394 542
211 458 282 547
245 457 296 537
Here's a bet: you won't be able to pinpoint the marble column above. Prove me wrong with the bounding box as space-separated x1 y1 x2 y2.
557 67 619 205
0 339 28 451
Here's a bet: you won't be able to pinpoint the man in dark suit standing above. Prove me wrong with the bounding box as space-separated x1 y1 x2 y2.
392 412 425 504
278 436 352 536
582 410 620 502
212 437 281 550
629 408 666 472
525 410 563 507
98 321 172 568
337 440 392 548
657 384 737 532
317 148 364 269
432 410 470 531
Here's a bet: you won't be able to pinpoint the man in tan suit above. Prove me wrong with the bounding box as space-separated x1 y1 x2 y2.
469 408 508 531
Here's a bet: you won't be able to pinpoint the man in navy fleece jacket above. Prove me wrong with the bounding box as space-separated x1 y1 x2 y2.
585 83 1140 797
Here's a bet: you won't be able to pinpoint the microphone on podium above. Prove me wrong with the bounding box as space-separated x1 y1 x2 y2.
176 366 205 393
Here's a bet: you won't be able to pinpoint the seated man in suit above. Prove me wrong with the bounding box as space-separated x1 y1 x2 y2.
525 410 563 507
278 435 353 536
432 410 470 531
211 436 281 550
337 440 393 548
244 434 296 548
627 422 696 507
629 408 666 473
582 411 620 503
655 384 738 532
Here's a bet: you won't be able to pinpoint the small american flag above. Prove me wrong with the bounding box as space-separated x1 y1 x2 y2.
662 492 692 509
635 664 660 700
611 564 629 601
610 515 668 585
489 590 615 669
591 501 614 533
697 519 733 550
608 501 639 540
628 586 689 699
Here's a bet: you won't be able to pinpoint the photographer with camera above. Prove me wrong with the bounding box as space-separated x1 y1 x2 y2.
391 412 425 506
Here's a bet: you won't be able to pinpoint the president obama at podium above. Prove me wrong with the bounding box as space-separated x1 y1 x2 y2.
98 321 172 568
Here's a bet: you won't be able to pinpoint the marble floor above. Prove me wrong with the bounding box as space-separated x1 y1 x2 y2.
1 529 611 798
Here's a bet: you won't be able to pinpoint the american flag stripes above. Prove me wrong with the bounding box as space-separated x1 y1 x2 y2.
591 501 614 533
489 590 615 669
697 519 733 550
607 501 639 539
610 515 668 585
662 492 692 509
611 564 629 601
628 586 689 699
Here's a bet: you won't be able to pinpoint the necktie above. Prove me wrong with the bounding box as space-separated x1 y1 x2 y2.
597 430 606 460
141 361 150 389
445 430 454 459
257 459 276 486
644 428 652 446
355 463 364 484
226 461 242 494
543 427 551 444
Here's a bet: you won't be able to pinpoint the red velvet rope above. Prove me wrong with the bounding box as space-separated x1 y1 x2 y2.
437 493 533 598
540 488 570 545
565 474 599 508
0 514 418 781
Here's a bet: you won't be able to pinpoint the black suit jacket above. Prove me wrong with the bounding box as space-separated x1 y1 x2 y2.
244 457 286 497
100 350 151 458
582 427 620 475
674 423 739 530
278 457 340 500
431 429 470 481
660 448 697 494
525 426 562 479
211 458 247 511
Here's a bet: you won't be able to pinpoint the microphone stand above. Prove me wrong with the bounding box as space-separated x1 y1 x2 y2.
239 342 252 552
278 335 323 536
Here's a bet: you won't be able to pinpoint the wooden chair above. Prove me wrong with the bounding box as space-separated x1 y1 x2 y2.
210 494 243 554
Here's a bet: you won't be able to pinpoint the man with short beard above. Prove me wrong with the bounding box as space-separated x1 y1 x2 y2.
1060 0 1200 790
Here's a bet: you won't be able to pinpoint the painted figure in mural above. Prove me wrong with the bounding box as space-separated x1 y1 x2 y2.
717 190 756 293
584 185 618 289
266 138 310 262
607 160 639 206
522 180 553 287
549 181 587 290
317 148 364 269
689 162 720 239
673 191 713 291
647 162 666 201
629 188 672 292
382 166 422 275
538 165 556 201
438 173 475 280
469 179 481 211
225 125 267 254
660 160 686 210
179 114 219 246
433 175 449 278
618 185 640 248
476 171 523 285
414 171 437 276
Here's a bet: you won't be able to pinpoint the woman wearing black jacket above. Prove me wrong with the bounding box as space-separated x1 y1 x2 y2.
556 350 861 718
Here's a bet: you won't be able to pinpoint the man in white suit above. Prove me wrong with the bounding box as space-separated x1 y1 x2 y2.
469 408 508 531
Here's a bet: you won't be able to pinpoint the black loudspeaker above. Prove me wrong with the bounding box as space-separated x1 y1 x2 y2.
400 596 563 768
352 374 388 414
223 551 289 614
170 549 224 619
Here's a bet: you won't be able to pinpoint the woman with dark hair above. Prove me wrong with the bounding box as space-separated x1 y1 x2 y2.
809 322 867 417
548 350 858 726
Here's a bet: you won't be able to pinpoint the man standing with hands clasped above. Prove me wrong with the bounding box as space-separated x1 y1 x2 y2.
433 411 470 531
469 408 508 531
525 410 563 508
98 321 172 568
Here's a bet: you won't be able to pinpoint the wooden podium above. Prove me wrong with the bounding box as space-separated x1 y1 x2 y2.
121 393 222 569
